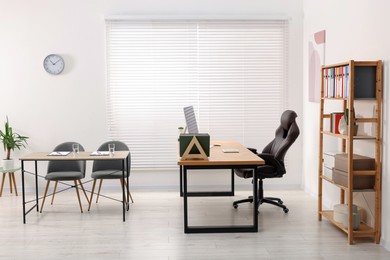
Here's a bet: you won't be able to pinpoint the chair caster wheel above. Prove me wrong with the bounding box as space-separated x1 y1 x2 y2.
233 204 238 209
283 208 289 213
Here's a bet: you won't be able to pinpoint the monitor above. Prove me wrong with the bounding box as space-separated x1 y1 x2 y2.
183 106 199 134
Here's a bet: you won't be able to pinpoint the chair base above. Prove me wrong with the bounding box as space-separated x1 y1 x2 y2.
233 195 289 213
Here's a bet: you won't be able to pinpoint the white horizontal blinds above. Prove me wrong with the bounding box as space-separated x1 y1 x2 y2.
197 20 288 148
106 19 288 168
106 20 198 168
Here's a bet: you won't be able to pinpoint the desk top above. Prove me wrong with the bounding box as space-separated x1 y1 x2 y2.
178 140 264 166
20 151 130 161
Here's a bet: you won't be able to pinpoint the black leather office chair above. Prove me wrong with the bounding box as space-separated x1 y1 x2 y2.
40 142 89 213
233 110 300 213
88 141 132 211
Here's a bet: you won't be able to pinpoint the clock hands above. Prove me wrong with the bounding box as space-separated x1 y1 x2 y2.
53 59 61 65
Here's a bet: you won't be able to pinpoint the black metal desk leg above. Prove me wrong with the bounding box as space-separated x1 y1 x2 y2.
231 169 235 196
183 166 188 233
21 160 26 224
180 165 183 197
126 155 130 211
122 160 125 222
253 167 258 231
35 161 39 211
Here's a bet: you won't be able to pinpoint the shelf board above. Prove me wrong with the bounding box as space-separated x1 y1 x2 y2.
320 175 376 192
353 170 376 176
322 97 347 100
321 175 348 191
320 210 376 237
355 118 377 123
321 131 376 140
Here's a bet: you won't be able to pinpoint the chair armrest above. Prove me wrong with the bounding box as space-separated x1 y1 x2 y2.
258 153 286 175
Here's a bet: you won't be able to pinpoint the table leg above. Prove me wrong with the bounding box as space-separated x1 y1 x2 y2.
35 161 39 211
122 159 125 222
126 156 130 211
180 165 183 197
231 169 235 196
11 172 18 196
183 166 188 233
0 173 6 197
9 173 13 194
253 166 258 231
21 161 26 224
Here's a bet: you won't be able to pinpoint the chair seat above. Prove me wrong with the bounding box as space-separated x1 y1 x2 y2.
91 170 128 179
235 165 276 179
45 171 84 181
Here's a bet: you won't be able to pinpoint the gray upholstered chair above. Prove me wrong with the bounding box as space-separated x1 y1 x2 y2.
40 142 89 213
88 141 132 211
233 110 300 213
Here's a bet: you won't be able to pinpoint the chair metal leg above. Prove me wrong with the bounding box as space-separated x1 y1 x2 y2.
74 180 83 213
124 179 133 203
88 179 97 211
40 180 51 213
96 179 103 203
260 198 289 213
233 197 253 208
51 181 58 205
11 173 18 196
120 179 127 203
233 178 288 213
78 180 90 204
0 173 6 197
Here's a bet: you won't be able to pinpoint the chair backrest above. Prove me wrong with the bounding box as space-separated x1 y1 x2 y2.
262 110 300 163
92 141 131 173
47 142 86 175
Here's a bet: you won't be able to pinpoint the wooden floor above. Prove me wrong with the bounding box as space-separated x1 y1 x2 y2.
0 188 389 259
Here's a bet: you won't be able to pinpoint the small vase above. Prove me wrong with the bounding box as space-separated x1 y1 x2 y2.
338 117 358 136
2 159 14 171
338 117 347 135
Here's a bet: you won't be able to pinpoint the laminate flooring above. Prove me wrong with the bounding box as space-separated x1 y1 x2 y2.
0 189 389 259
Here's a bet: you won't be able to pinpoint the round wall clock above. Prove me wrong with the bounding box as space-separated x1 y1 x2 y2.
43 54 65 75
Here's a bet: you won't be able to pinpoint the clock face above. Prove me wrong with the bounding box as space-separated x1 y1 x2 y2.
43 54 65 75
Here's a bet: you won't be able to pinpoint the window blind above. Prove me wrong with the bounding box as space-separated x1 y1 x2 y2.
106 19 289 169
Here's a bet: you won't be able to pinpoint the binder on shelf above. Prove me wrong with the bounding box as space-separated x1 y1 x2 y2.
179 133 210 160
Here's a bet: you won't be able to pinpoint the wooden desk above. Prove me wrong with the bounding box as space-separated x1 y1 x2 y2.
19 151 130 223
178 140 264 233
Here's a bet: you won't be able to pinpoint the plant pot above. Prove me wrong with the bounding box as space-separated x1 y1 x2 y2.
2 159 14 171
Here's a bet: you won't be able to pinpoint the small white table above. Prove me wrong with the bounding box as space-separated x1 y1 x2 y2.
0 167 21 197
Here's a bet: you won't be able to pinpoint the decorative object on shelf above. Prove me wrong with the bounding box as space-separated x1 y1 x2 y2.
43 54 65 75
0 117 29 170
338 109 358 135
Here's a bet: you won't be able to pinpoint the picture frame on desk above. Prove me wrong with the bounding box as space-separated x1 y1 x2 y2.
179 133 210 160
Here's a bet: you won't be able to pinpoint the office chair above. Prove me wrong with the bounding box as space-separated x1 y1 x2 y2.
40 142 89 213
233 110 300 213
88 141 132 211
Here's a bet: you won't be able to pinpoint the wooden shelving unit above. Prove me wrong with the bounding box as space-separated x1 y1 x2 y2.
318 60 382 244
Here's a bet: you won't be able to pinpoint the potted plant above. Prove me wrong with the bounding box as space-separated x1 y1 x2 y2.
0 117 29 170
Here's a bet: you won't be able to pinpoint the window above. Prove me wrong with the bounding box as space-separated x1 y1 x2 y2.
106 19 289 169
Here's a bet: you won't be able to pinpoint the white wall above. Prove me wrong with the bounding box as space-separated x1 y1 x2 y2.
0 0 303 191
303 0 389 250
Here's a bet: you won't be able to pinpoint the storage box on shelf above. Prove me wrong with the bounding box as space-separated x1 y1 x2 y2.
318 60 382 244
